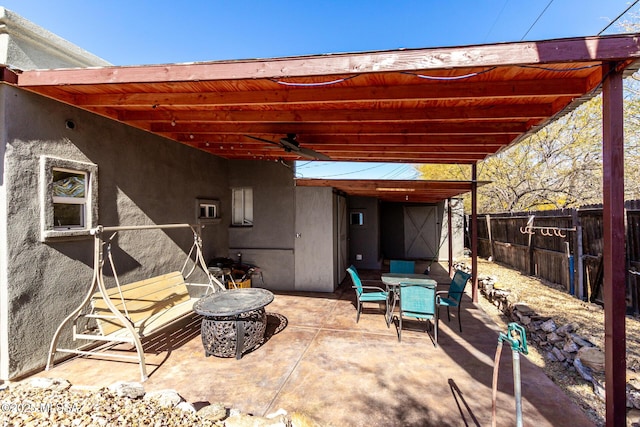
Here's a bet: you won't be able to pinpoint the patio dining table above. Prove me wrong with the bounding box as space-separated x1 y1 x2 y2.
381 273 437 324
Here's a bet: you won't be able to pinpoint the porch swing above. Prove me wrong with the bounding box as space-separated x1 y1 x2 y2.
46 223 226 381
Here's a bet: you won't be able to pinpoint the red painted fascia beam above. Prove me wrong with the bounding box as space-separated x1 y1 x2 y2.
0 66 18 84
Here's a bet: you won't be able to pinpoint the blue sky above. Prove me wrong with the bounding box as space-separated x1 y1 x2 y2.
3 0 637 179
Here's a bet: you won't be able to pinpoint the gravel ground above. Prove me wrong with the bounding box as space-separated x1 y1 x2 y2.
471 257 640 427
0 382 224 427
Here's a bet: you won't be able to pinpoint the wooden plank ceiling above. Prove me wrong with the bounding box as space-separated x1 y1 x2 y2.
11 33 640 202
295 178 488 203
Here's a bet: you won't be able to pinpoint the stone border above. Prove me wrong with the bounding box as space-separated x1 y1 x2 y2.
452 262 640 413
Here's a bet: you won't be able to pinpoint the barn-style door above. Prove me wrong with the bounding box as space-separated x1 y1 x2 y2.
404 206 438 259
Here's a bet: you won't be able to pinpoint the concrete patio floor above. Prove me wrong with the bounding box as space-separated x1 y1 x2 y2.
31 264 594 426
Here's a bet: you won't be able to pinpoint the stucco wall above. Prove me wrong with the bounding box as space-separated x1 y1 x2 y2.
227 160 295 290
1 86 230 380
0 84 8 380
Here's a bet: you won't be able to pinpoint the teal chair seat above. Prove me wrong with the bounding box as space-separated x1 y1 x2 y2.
359 291 389 302
346 265 389 326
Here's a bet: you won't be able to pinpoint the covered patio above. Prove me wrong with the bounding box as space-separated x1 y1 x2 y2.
33 263 594 426
7 32 640 424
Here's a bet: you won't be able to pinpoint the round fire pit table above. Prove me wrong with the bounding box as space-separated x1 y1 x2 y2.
193 288 274 359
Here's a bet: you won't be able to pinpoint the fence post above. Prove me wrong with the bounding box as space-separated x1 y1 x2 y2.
486 214 494 261
572 209 584 300
528 215 536 276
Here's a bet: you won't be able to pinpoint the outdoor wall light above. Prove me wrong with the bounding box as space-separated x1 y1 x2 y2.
65 120 76 130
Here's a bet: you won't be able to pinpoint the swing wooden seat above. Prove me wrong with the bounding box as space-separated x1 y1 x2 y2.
90 271 198 339
46 224 226 381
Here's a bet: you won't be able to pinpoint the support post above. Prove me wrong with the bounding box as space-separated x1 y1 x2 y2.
448 198 453 277
602 62 626 427
471 164 478 303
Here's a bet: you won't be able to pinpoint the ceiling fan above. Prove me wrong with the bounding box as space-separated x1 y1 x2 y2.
245 134 331 161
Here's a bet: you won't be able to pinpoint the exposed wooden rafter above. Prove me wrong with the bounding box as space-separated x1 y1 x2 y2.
10 33 640 200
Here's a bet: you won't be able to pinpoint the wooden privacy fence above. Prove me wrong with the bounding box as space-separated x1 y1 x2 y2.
475 200 640 315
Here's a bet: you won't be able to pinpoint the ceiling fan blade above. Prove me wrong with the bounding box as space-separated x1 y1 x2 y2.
246 134 330 160
280 134 331 160
298 146 331 161
245 135 279 146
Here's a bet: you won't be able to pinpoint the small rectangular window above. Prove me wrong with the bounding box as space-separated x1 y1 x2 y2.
196 198 221 224
52 168 87 229
40 156 98 241
232 187 253 226
350 212 364 226
200 204 217 218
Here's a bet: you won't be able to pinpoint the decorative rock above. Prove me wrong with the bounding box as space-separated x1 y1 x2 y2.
144 389 183 408
556 323 576 335
540 319 557 333
518 314 532 325
28 377 71 391
563 340 579 353
551 347 566 362
629 375 640 390
546 332 563 343
2 378 225 426
290 412 322 427
570 333 594 348
266 408 288 418
108 381 145 399
197 402 228 422
513 302 534 315
573 358 593 382
626 408 640 426
592 378 606 401
578 347 605 373
546 351 558 362
177 401 197 413
91 415 109 426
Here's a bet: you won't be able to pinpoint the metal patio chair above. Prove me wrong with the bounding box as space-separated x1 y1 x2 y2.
397 283 438 346
390 260 415 274
346 265 389 326
437 270 472 332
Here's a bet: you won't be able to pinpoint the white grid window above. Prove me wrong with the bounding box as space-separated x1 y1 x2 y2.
196 198 221 224
199 203 217 219
232 187 253 226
